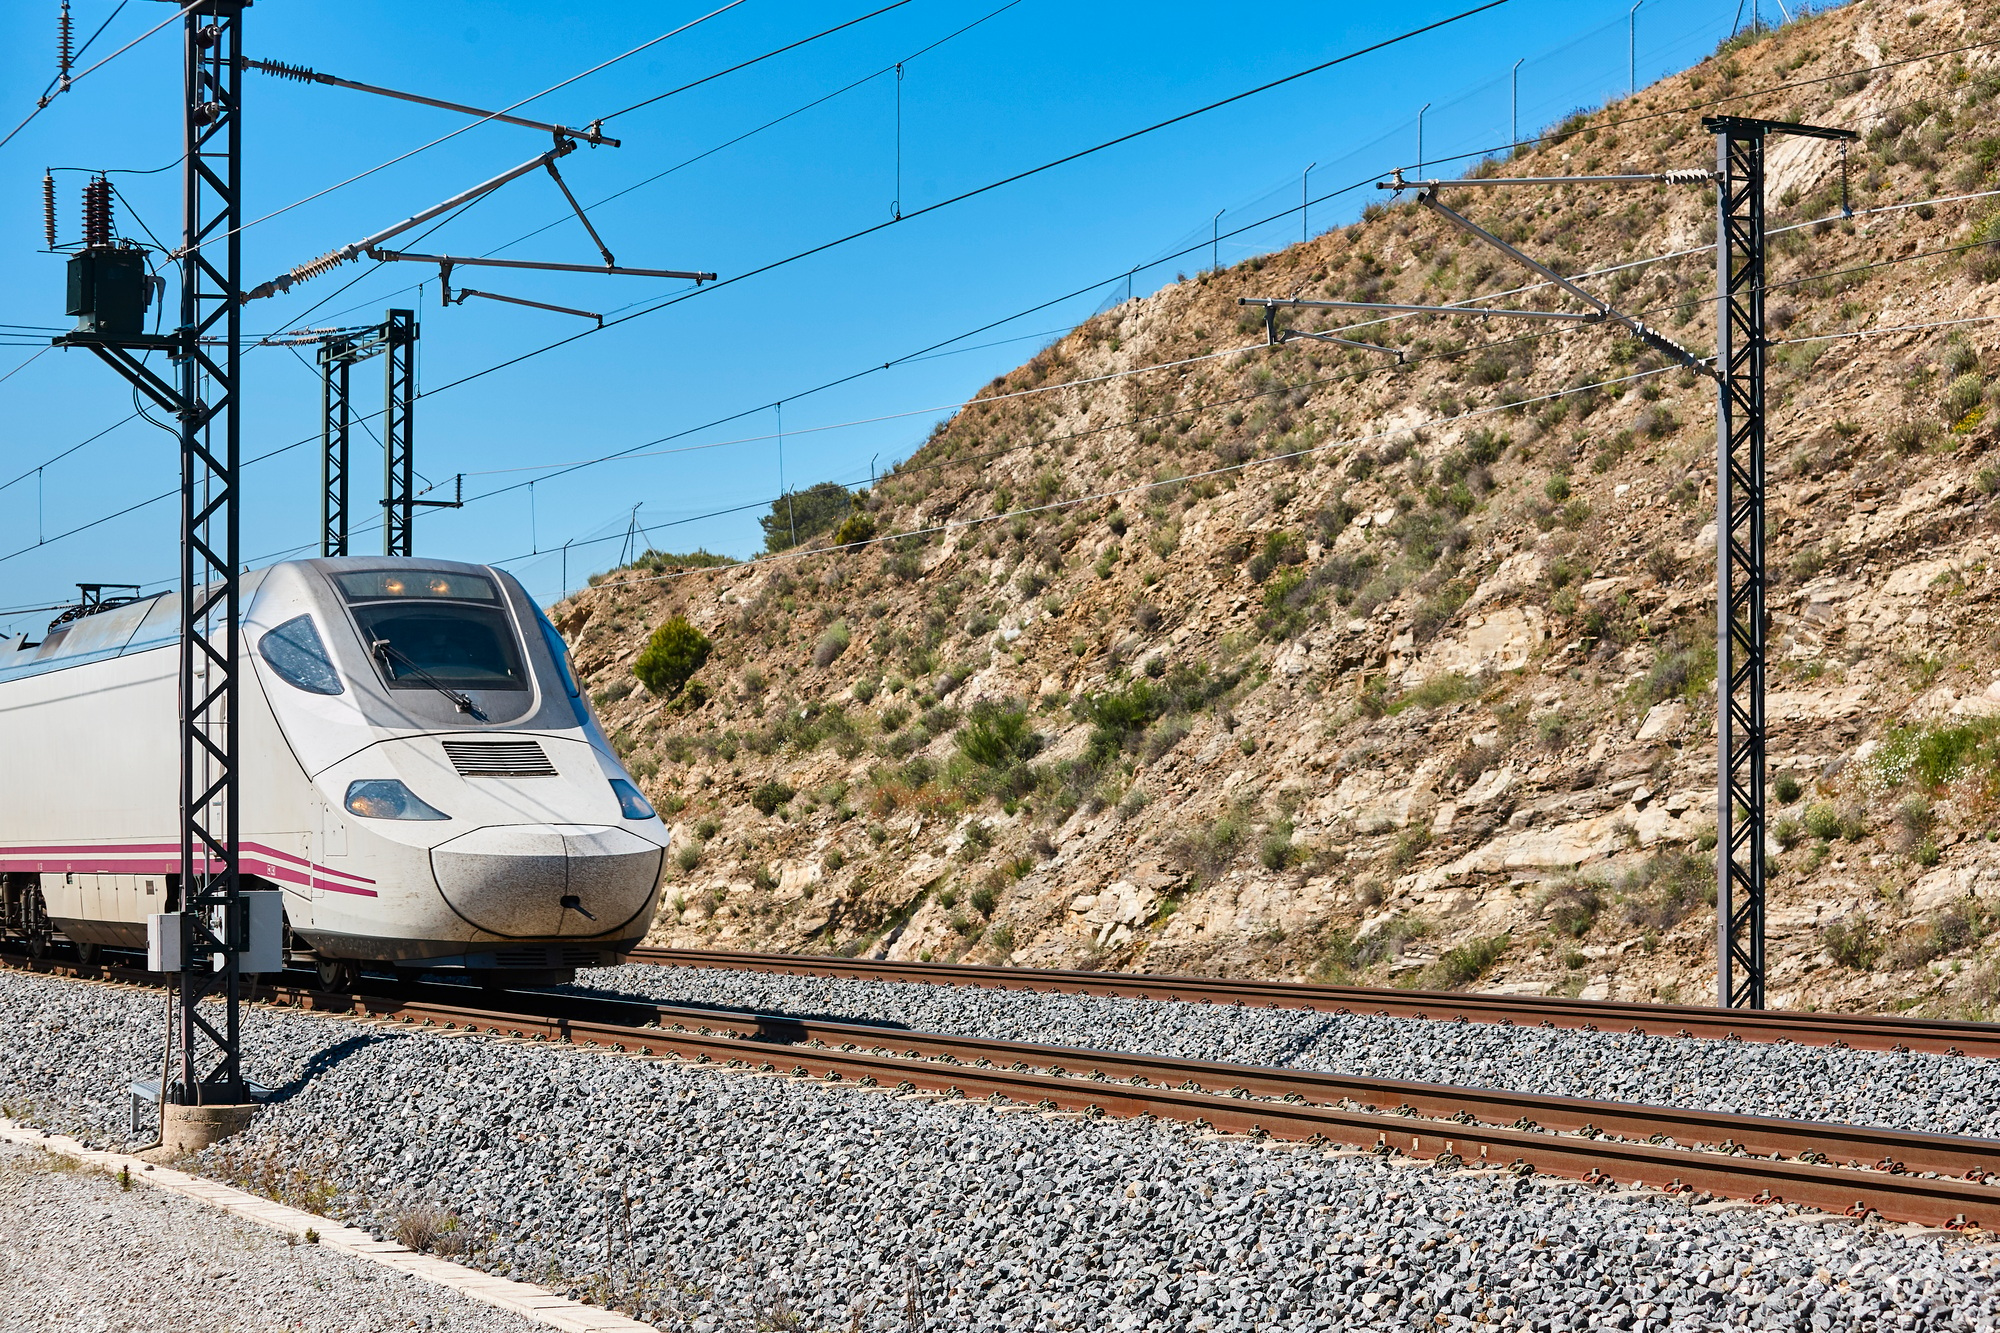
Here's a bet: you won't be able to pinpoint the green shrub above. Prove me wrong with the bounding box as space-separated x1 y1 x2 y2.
1409 583 1471 646
750 781 795 816
1259 821 1300 871
1423 934 1510 990
1170 811 1246 883
1899 795 1935 843
1536 712 1569 749
1542 883 1601 938
1638 640 1716 705
1351 914 1431 968
1773 773 1802 804
957 701 1041 768
1619 851 1712 929
1393 673 1476 713
831 512 878 548
632 616 712 699
1891 903 1989 968
970 883 1000 916
1873 718 2000 795
761 481 854 553
1802 803 1841 841
813 622 852 668
1822 914 1881 970
1389 827 1432 869
1946 372 1986 423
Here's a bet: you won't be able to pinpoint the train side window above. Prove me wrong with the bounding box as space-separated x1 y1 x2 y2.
259 615 344 695
534 607 581 700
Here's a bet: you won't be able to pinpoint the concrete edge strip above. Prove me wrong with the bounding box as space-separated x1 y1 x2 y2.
0 1120 656 1333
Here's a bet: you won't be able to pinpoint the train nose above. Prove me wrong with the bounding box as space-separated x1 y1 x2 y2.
430 823 663 938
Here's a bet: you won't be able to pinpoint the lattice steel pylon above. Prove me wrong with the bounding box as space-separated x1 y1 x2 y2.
315 309 419 556
1243 116 1855 1012
318 331 354 557
382 309 418 556
1705 115 1855 1009
52 1 250 1104
172 0 247 1106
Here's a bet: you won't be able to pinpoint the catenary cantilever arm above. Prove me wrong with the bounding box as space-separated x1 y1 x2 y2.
1239 296 1602 323
241 143 574 302
1417 188 1714 378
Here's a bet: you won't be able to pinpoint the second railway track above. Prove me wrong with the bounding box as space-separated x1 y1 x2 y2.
12 951 2000 1232
633 945 2000 1057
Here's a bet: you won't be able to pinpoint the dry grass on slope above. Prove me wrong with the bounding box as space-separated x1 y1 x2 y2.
561 0 2000 1014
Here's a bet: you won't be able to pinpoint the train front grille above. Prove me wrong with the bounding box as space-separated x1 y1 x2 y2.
441 739 558 777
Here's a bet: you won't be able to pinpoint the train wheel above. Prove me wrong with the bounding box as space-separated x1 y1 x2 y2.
315 958 358 991
23 931 48 960
75 942 102 967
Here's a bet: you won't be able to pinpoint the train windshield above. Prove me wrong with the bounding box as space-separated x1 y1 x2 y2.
338 571 528 692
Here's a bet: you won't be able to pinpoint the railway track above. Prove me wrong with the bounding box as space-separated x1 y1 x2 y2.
632 946 2000 1058
10 950 2000 1231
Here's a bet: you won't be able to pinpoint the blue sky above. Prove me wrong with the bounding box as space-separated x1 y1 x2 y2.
0 0 1811 631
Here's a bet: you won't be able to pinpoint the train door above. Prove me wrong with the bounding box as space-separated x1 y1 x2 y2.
314 798 348 900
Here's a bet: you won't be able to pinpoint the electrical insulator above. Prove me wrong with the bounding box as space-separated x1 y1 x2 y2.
42 173 55 250
82 176 112 249
57 1 73 86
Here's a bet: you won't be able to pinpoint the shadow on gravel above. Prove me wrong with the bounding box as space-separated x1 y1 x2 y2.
262 1032 393 1106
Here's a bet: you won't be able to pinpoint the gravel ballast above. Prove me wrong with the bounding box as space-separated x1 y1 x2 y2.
574 962 2000 1139
0 1137 547 1333
2 967 2000 1331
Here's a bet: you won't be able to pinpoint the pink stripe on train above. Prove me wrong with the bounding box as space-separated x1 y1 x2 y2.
0 841 379 897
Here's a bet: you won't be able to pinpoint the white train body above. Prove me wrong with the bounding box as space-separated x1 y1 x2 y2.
0 557 666 980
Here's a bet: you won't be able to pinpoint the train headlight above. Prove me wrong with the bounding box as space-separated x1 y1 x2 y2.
344 779 450 821
609 779 655 820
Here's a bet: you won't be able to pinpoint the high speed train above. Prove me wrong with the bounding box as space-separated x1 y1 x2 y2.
0 557 668 987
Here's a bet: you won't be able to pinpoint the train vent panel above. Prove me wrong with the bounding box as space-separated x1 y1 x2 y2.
441 739 559 777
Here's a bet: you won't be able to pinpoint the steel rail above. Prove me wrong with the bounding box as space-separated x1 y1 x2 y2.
7 951 1997 1229
630 947 2000 1058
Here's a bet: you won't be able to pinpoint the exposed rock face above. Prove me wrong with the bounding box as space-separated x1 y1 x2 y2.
563 0 2000 1015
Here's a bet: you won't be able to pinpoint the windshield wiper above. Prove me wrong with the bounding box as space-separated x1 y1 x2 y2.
369 638 486 720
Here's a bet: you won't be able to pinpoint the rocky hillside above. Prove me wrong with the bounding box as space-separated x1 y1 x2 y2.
557 0 2000 1015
